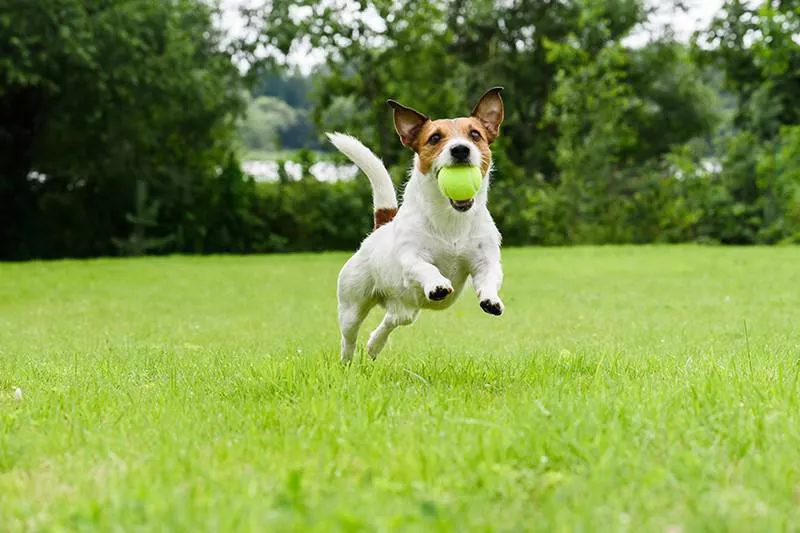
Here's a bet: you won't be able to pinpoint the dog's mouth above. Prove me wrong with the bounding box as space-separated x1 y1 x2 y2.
449 199 474 212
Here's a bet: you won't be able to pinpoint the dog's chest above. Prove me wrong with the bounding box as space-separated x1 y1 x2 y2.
428 240 471 279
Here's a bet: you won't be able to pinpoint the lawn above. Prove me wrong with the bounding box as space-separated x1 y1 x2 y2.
1 246 799 532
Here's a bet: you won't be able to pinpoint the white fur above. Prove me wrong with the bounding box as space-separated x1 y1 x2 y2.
327 133 397 209
329 132 504 362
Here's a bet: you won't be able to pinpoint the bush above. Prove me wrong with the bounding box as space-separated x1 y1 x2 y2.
250 176 373 253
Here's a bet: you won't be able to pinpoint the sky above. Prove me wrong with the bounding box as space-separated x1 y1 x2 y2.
220 0 726 73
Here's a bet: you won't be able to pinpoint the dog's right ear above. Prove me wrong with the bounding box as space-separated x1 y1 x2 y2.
387 99 429 149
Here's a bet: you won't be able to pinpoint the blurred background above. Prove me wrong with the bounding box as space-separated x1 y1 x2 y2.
1 0 798 260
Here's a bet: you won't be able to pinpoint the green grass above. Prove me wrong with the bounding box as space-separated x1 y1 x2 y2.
1 246 800 532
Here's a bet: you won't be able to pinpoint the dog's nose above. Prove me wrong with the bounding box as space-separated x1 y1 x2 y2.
450 144 471 162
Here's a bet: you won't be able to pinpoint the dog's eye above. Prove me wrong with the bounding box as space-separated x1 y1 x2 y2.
470 130 482 141
427 133 442 145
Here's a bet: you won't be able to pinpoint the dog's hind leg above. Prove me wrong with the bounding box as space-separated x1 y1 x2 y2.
366 305 419 360
339 298 372 363
337 255 377 363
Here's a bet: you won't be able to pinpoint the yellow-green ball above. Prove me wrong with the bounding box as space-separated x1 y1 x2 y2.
437 166 482 201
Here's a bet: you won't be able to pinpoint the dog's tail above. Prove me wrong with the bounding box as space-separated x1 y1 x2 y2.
326 132 398 230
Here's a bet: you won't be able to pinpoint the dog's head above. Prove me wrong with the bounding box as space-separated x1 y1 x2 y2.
387 87 504 212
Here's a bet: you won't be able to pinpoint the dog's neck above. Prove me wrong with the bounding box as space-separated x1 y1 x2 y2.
399 162 491 241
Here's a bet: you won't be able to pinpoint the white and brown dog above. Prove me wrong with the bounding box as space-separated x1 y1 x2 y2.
327 87 505 362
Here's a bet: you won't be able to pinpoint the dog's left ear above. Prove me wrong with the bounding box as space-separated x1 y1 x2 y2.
471 87 504 144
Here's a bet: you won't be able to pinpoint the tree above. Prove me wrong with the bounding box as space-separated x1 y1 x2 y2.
240 0 470 167
0 0 245 259
242 0 711 179
696 0 799 137
692 0 800 243
238 0 720 246
238 95 298 153
250 70 323 150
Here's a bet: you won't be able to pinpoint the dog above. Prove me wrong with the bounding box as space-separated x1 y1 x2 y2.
327 87 505 362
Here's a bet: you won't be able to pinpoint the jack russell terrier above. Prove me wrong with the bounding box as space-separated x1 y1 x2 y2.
327 87 505 362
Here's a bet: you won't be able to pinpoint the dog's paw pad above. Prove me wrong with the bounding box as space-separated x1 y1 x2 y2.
428 285 453 301
480 299 504 316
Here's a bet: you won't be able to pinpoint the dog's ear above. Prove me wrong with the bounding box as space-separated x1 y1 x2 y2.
471 87 504 144
387 99 429 149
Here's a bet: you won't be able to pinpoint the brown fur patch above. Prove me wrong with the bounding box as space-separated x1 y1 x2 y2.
415 118 493 176
374 207 398 229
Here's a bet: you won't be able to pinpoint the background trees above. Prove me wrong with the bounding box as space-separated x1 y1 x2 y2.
1 0 244 258
1 0 798 259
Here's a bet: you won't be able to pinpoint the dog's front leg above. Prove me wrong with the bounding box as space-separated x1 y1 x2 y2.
400 254 453 301
469 247 504 316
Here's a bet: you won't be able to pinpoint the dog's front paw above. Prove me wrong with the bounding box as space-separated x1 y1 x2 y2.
480 297 504 316
425 281 453 301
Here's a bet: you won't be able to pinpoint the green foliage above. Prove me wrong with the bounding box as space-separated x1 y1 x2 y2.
695 0 799 137
242 0 471 166
1 0 798 258
242 0 695 175
0 0 245 259
251 176 373 253
250 71 321 150
240 0 737 250
238 95 299 152
542 40 717 243
749 125 800 243
112 181 175 256
446 0 651 179
689 0 800 243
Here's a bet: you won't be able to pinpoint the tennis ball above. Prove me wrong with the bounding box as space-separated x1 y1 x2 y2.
437 166 482 201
